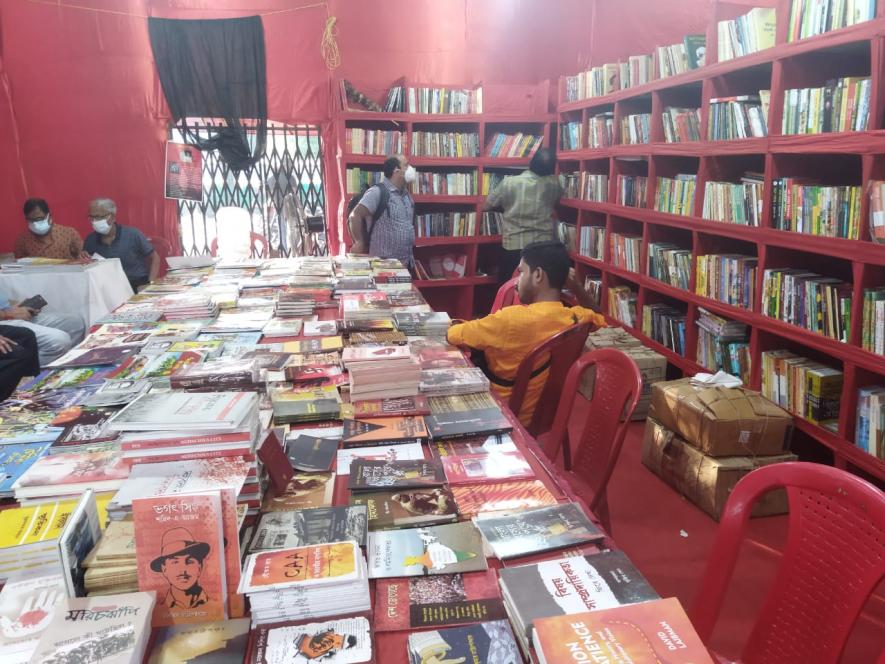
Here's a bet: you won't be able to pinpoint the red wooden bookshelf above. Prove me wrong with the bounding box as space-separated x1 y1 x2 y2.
337 89 554 319
557 6 885 480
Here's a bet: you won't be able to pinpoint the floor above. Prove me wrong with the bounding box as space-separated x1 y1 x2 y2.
604 421 885 663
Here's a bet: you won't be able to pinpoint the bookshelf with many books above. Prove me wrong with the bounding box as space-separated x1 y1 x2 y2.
557 5 885 477
338 82 553 318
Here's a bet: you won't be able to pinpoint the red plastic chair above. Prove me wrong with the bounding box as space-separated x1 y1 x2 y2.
209 231 269 258
690 462 885 663
538 348 642 533
490 277 520 313
508 321 593 438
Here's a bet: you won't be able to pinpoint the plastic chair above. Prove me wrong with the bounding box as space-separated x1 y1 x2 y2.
690 462 885 664
508 320 593 438
490 277 520 313
209 231 269 258
538 348 642 533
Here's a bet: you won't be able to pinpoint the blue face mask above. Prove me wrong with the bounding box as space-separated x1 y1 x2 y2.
28 217 51 236
92 218 112 235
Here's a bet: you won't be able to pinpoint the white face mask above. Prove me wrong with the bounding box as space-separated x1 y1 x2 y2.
28 216 51 236
404 165 417 184
92 218 112 235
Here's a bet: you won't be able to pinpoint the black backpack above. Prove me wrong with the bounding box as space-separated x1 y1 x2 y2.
347 183 389 245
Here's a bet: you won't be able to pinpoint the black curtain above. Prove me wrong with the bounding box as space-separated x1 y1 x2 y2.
148 16 267 171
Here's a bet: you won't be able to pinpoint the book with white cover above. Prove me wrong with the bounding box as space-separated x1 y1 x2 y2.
0 572 67 664
336 442 424 475
108 391 257 432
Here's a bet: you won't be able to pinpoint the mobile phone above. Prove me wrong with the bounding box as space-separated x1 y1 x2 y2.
19 295 47 311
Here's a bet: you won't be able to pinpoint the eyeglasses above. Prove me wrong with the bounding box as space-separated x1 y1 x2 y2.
88 215 109 221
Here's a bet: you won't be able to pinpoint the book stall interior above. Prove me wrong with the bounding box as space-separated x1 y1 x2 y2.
0 1 882 663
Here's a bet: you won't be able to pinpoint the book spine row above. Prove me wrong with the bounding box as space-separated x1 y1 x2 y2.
619 113 651 145
788 0 876 41
584 276 603 308
642 304 687 356
607 285 638 327
655 35 705 79
345 168 383 194
414 212 477 237
481 173 505 195
581 173 609 202
345 129 404 155
481 211 502 236
406 87 483 114
695 254 757 309
696 323 751 383
560 122 583 151
609 232 642 273
708 96 769 140
717 7 777 61
579 225 606 260
861 287 885 353
590 113 615 147
702 178 764 226
761 350 843 430
557 222 577 252
761 269 852 342
411 132 479 158
655 175 697 216
617 175 648 208
647 242 692 290
414 172 478 196
870 180 885 243
781 77 871 134
855 386 885 459
772 179 861 239
487 133 543 158
662 107 701 143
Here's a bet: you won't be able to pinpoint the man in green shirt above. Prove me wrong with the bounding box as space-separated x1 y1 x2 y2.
484 147 563 282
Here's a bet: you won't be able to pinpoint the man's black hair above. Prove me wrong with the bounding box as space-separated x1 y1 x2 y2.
382 156 403 178
529 147 556 177
23 198 49 216
521 240 570 290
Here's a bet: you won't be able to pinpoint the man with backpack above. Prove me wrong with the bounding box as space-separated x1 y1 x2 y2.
347 155 416 265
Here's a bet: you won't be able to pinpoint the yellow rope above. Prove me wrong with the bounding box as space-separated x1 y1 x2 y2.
320 15 340 70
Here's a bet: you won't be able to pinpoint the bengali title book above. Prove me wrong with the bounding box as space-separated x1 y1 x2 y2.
498 551 659 643
29 591 156 664
534 597 714 664
282 337 344 354
451 480 558 517
367 522 487 579
407 619 521 664
425 393 514 439
430 434 518 460
0 572 67 664
248 616 373 664
248 506 368 552
348 459 446 491
441 449 534 484
239 541 362 593
260 472 335 512
475 503 604 559
349 486 458 529
132 492 228 626
341 416 429 447
146 618 251 664
12 450 129 499
108 391 257 433
374 570 506 632
335 442 425 476
50 406 120 447
350 395 431 418
284 365 346 388
286 435 339 472
0 442 52 498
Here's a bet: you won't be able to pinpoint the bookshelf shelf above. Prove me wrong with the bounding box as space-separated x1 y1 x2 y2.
562 2 885 482
338 96 554 319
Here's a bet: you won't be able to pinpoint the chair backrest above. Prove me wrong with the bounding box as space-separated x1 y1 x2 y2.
539 348 643 519
690 462 885 664
490 277 520 313
508 320 593 437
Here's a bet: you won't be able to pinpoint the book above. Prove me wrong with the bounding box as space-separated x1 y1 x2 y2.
247 616 373 664
271 387 341 425
374 569 505 631
348 459 446 491
261 472 335 512
58 489 103 596
367 522 487 579
239 541 363 593
407 620 521 664
248 506 368 551
282 337 344 354
534 597 714 664
0 442 52 498
132 492 228 626
29 591 156 664
349 395 430 418
50 345 140 368
441 449 533 484
12 450 129 499
498 550 659 643
451 480 558 517
476 502 604 559
286 435 339 472
335 442 425 475
0 572 67 664
341 416 429 447
109 391 257 433
349 486 458 529
146 618 251 664
424 393 514 439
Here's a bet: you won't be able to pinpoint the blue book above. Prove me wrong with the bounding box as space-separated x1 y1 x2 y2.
0 442 53 496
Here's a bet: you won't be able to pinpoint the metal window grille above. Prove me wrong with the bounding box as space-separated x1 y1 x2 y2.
171 121 327 257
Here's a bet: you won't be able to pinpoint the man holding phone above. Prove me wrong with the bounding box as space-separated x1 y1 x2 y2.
0 326 39 401
0 291 85 365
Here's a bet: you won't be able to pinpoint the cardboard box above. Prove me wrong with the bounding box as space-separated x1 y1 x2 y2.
641 418 795 520
650 378 793 457
580 329 667 420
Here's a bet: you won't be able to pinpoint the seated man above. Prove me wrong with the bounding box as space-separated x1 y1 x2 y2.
15 198 84 260
447 240 605 426
83 198 160 292
0 326 40 401
0 292 85 366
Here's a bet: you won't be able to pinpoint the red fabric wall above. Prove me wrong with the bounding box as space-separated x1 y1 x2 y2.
0 0 707 255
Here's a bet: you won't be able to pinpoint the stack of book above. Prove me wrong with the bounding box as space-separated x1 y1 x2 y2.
708 93 769 139
156 292 219 320
609 232 642 273
655 174 696 216
662 106 701 142
12 450 129 501
762 269 852 342
271 386 343 425
481 211 502 235
771 179 861 239
393 311 451 337
642 304 687 356
761 350 843 431
703 174 765 226
340 292 392 329
696 254 757 309
411 131 479 157
782 77 871 134
647 242 691 290
419 367 490 397
556 221 577 252
82 520 138 595
617 174 648 208
345 348 422 400
169 357 261 391
718 7 777 60
696 307 751 383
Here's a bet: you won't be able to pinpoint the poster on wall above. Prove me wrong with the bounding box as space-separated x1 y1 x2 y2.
164 141 203 202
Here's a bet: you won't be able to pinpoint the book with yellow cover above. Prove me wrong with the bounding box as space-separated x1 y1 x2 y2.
282 337 344 354
238 541 361 593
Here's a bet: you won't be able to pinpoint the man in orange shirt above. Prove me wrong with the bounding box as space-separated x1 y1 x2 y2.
447 240 605 426
14 198 84 260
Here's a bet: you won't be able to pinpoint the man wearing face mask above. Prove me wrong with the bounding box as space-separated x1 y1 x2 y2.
83 198 160 292
348 155 416 266
14 198 84 260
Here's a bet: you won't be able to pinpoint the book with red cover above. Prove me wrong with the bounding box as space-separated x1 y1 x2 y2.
350 395 431 418
533 597 715 664
441 449 534 484
342 416 429 447
451 480 558 517
260 472 335 512
132 491 228 626
256 429 294 492
11 450 129 498
374 569 506 631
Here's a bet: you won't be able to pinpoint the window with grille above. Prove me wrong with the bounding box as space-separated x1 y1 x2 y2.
170 121 326 257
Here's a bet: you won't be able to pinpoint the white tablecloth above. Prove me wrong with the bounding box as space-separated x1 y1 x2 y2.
0 259 133 326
